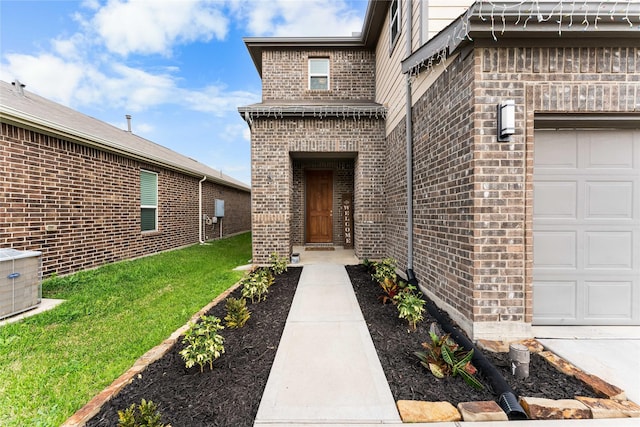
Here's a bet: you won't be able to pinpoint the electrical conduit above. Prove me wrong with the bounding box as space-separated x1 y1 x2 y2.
405 0 417 285
198 176 206 244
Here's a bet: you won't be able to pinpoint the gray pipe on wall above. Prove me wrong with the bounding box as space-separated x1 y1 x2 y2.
405 0 415 276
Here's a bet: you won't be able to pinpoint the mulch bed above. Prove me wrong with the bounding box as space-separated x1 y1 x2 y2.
346 264 599 405
86 267 301 427
85 264 599 427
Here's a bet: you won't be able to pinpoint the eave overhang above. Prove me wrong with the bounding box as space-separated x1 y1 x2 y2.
243 0 389 77
0 106 250 192
238 102 387 123
402 0 640 75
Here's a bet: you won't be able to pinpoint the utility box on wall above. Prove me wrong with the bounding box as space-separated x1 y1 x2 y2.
0 249 42 319
215 199 225 218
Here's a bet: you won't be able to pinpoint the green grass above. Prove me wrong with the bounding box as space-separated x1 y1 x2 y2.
0 232 252 427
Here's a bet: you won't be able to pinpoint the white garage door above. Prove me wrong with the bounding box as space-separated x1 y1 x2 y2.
533 129 640 325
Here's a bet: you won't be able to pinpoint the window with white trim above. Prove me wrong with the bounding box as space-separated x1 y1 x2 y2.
308 58 329 90
390 0 401 51
420 0 429 45
140 170 158 232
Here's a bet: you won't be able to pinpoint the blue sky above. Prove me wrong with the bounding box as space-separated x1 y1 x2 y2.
0 0 369 185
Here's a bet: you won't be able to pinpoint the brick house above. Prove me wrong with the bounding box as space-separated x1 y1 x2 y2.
1 80 251 277
239 0 639 340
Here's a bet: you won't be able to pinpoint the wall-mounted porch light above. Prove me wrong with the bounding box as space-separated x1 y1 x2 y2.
497 100 515 142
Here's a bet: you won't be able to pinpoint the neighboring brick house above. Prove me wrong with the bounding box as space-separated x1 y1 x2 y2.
1 80 251 277
240 1 640 340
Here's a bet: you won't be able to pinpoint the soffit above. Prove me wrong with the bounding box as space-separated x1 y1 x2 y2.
403 0 640 75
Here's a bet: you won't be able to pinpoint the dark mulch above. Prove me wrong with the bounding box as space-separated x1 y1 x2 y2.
86 264 598 427
346 264 599 405
86 267 302 427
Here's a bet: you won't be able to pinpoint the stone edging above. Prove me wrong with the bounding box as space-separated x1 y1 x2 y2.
397 338 640 422
61 282 242 427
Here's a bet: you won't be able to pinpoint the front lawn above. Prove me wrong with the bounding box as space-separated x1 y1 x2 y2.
0 232 251 427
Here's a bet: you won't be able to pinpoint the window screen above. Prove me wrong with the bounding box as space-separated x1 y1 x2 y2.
390 0 401 50
140 170 158 232
309 58 329 90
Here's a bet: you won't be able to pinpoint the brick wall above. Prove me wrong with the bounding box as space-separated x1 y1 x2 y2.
261 49 376 101
393 44 639 339
1 124 251 277
475 44 640 328
387 52 476 325
250 117 385 264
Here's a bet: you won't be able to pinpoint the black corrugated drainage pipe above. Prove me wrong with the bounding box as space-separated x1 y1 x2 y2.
418 280 529 420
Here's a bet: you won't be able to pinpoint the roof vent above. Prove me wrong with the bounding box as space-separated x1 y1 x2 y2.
125 114 132 132
11 80 25 96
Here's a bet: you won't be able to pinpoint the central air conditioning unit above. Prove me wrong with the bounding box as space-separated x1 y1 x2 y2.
0 249 42 320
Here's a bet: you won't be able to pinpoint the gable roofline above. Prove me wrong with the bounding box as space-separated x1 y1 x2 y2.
402 0 640 75
243 0 389 77
0 80 250 191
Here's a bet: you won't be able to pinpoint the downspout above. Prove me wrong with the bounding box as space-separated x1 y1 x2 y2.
199 176 207 244
424 299 529 420
405 0 417 285
401 2 526 419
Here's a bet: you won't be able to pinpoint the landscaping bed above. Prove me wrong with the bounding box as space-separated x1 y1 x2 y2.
83 263 615 426
346 264 599 405
85 267 301 427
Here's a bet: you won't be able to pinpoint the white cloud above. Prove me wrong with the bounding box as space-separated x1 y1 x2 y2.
52 33 87 59
80 0 101 11
93 0 229 57
1 53 85 105
231 0 364 37
181 85 259 117
2 47 258 117
219 122 251 143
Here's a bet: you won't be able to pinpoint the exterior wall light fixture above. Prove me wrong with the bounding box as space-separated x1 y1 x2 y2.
497 100 515 141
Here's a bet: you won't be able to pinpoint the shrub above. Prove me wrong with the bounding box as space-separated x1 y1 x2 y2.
179 315 225 372
371 258 397 285
393 285 425 331
362 258 375 274
117 399 169 427
224 297 251 328
414 322 484 390
269 252 288 275
241 268 274 303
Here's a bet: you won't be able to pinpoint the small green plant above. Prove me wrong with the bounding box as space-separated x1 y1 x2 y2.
241 267 274 303
414 323 484 390
179 315 225 372
371 258 397 285
117 399 169 427
269 252 288 275
224 297 251 328
393 285 425 331
362 258 375 273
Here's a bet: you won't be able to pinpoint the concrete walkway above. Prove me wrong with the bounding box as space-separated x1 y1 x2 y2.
254 264 401 425
536 326 640 405
253 251 639 426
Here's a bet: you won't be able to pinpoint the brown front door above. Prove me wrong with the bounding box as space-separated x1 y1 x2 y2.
306 170 333 243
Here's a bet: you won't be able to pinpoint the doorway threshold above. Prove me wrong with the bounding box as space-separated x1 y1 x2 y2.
304 245 336 251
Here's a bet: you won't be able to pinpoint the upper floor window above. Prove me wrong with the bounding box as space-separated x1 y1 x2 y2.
309 58 329 90
390 0 401 51
420 0 428 45
140 170 158 232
